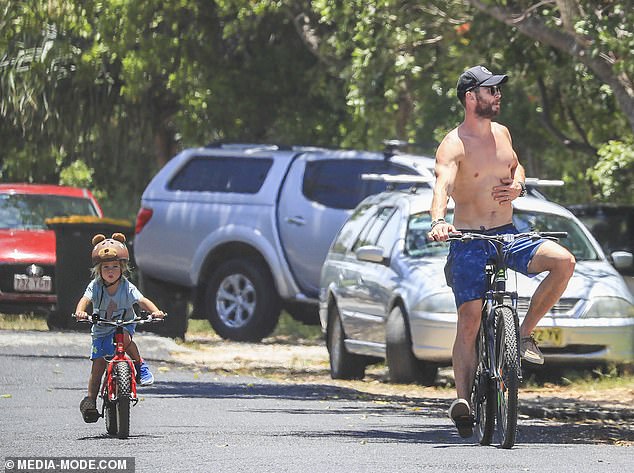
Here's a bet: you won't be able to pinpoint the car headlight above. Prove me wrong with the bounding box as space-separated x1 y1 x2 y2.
583 297 634 318
417 292 457 314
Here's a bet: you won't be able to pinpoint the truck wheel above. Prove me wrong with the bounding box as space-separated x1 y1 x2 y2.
205 259 281 342
386 306 437 386
138 273 188 339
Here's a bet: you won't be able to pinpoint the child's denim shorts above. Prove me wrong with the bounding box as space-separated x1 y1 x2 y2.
90 325 136 360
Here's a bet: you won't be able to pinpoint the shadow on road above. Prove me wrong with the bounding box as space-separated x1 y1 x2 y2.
145 380 634 446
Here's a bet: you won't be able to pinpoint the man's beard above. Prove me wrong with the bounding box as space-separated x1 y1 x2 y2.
475 98 499 119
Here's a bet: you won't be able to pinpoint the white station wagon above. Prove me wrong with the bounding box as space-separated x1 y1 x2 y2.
319 186 634 384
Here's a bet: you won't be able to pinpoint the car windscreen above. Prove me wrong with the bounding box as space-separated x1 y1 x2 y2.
512 210 599 261
0 194 98 230
406 212 452 258
405 209 600 261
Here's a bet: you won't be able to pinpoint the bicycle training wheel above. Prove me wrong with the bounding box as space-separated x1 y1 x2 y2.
494 306 519 449
472 324 495 445
114 361 132 439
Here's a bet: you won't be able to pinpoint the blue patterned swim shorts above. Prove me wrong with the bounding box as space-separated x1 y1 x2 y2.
444 223 546 309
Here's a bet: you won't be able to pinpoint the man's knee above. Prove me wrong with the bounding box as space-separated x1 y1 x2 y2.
456 300 482 339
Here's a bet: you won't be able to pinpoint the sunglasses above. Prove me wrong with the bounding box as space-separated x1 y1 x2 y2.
469 85 502 96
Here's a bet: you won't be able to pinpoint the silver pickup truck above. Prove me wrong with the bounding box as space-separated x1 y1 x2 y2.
133 143 435 340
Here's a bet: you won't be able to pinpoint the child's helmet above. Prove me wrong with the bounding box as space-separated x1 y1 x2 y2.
91 233 129 265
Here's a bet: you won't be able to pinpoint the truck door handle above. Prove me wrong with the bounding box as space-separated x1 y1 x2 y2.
285 216 306 226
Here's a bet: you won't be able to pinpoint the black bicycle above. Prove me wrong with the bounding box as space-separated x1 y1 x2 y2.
448 230 566 448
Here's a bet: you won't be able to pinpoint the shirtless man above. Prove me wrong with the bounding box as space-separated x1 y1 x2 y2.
428 66 575 438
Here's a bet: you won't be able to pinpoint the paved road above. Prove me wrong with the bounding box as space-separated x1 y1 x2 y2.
0 331 632 473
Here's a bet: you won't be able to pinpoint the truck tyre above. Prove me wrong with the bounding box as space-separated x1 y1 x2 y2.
205 259 281 342
137 273 188 340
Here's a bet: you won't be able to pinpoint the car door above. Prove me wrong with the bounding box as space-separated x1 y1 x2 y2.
278 154 418 298
347 207 402 345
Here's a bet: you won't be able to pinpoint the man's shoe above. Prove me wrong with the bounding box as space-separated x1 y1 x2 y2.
520 335 544 365
135 361 155 386
80 396 100 423
448 398 474 438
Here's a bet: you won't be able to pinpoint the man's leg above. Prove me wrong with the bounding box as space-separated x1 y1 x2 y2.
520 241 575 338
453 299 482 401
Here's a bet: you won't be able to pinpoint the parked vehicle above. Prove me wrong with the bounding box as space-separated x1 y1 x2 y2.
319 184 634 384
134 143 435 340
567 204 634 293
0 184 103 320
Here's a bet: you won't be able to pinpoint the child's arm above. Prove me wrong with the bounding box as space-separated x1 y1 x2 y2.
75 296 92 320
138 297 165 319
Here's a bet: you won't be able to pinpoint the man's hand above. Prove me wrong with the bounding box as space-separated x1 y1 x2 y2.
150 311 166 320
492 178 522 205
428 221 457 242
75 311 89 321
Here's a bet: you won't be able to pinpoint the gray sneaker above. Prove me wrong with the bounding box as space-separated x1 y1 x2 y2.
520 335 544 365
448 398 474 438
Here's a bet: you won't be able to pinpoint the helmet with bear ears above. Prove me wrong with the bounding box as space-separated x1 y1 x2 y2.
91 233 129 265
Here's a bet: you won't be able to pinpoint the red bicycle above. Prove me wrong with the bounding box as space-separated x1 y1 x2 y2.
76 310 163 439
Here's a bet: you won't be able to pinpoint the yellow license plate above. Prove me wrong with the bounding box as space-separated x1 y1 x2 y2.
532 327 564 347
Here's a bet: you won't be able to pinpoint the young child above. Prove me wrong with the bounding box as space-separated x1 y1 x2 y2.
76 232 164 423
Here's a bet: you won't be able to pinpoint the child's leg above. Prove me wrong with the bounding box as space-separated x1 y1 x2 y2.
81 357 106 423
125 337 141 364
122 331 155 386
87 358 107 400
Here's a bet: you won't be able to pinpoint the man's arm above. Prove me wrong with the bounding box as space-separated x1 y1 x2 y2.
428 134 460 241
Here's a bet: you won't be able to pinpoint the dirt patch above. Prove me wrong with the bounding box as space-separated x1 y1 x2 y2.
173 335 634 405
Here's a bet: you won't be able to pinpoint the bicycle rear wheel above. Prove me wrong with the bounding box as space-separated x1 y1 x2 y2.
494 306 519 449
114 361 131 439
472 323 495 445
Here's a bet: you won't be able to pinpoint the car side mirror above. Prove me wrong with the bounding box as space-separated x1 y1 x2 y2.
611 251 633 270
355 245 388 265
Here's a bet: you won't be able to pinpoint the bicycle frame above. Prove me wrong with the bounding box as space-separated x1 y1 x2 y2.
101 323 138 406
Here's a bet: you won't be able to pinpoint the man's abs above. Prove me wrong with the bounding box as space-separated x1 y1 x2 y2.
452 192 513 230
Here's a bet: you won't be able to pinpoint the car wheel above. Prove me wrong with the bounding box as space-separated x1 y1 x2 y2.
327 303 366 380
386 306 437 386
205 259 281 342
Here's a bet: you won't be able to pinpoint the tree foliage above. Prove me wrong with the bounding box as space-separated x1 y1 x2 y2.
1 0 632 218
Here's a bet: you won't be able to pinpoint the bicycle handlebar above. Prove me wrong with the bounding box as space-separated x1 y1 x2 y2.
448 231 568 242
73 310 166 325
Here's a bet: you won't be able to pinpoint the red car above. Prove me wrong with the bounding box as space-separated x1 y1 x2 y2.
0 184 103 317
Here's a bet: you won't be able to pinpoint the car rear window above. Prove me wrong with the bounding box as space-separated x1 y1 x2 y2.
302 160 421 210
168 156 273 193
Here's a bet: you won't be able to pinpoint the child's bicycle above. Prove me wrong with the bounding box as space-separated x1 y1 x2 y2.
75 310 164 439
448 230 567 448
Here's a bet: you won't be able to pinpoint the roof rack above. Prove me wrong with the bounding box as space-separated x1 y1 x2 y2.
525 177 564 187
361 173 434 192
204 142 293 151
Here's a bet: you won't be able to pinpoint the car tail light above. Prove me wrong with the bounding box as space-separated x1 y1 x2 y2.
135 207 153 234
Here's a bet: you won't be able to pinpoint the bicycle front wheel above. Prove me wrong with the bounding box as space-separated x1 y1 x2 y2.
494 306 519 449
114 361 131 439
